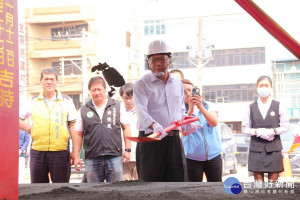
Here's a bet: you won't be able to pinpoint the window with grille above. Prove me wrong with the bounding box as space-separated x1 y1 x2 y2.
51 24 88 40
203 84 257 103
52 60 82 76
144 20 166 35
206 47 265 67
172 52 194 69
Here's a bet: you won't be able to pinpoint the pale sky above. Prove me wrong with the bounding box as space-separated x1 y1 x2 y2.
21 0 300 41
20 0 299 56
252 0 300 41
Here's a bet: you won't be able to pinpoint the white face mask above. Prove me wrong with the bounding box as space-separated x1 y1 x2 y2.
257 87 272 98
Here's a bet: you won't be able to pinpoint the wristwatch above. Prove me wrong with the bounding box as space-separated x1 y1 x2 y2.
125 148 131 152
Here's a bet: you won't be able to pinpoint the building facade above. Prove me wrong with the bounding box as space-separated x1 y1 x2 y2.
273 59 300 122
24 0 141 109
140 0 300 133
22 0 300 132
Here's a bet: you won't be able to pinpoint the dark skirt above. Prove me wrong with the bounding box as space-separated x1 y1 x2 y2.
248 148 283 172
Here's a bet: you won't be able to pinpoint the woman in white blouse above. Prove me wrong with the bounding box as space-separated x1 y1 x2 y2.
242 75 289 182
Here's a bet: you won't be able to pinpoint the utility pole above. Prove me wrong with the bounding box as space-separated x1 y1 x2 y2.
81 28 88 103
197 18 203 92
61 57 65 83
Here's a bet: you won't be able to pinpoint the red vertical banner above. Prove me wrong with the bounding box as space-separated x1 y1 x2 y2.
0 0 19 199
234 0 300 60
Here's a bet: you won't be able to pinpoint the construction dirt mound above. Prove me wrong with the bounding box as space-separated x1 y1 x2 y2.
19 181 299 200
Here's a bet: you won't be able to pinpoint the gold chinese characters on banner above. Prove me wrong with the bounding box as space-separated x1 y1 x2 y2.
0 0 17 108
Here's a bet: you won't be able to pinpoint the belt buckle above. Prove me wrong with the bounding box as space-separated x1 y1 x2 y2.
167 132 174 136
167 130 177 136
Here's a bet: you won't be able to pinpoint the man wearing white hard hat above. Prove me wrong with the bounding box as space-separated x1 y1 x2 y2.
133 40 196 181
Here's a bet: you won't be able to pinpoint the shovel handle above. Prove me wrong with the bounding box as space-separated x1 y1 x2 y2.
147 117 199 139
147 132 161 138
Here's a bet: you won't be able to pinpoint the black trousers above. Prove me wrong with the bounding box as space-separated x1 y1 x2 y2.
30 149 70 183
186 154 222 182
136 131 187 182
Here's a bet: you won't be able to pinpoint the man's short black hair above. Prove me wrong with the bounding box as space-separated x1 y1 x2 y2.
88 76 107 90
119 83 134 97
40 68 58 81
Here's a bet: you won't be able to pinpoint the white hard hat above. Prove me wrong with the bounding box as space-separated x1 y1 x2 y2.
147 40 171 58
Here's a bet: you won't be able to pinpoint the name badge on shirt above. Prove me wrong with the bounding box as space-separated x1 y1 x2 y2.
270 111 275 117
87 111 94 118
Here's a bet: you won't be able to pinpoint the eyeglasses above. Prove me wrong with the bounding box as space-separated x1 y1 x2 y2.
148 57 168 64
122 96 133 102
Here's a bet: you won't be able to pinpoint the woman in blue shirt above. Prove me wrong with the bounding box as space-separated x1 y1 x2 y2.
19 129 30 156
181 79 222 182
